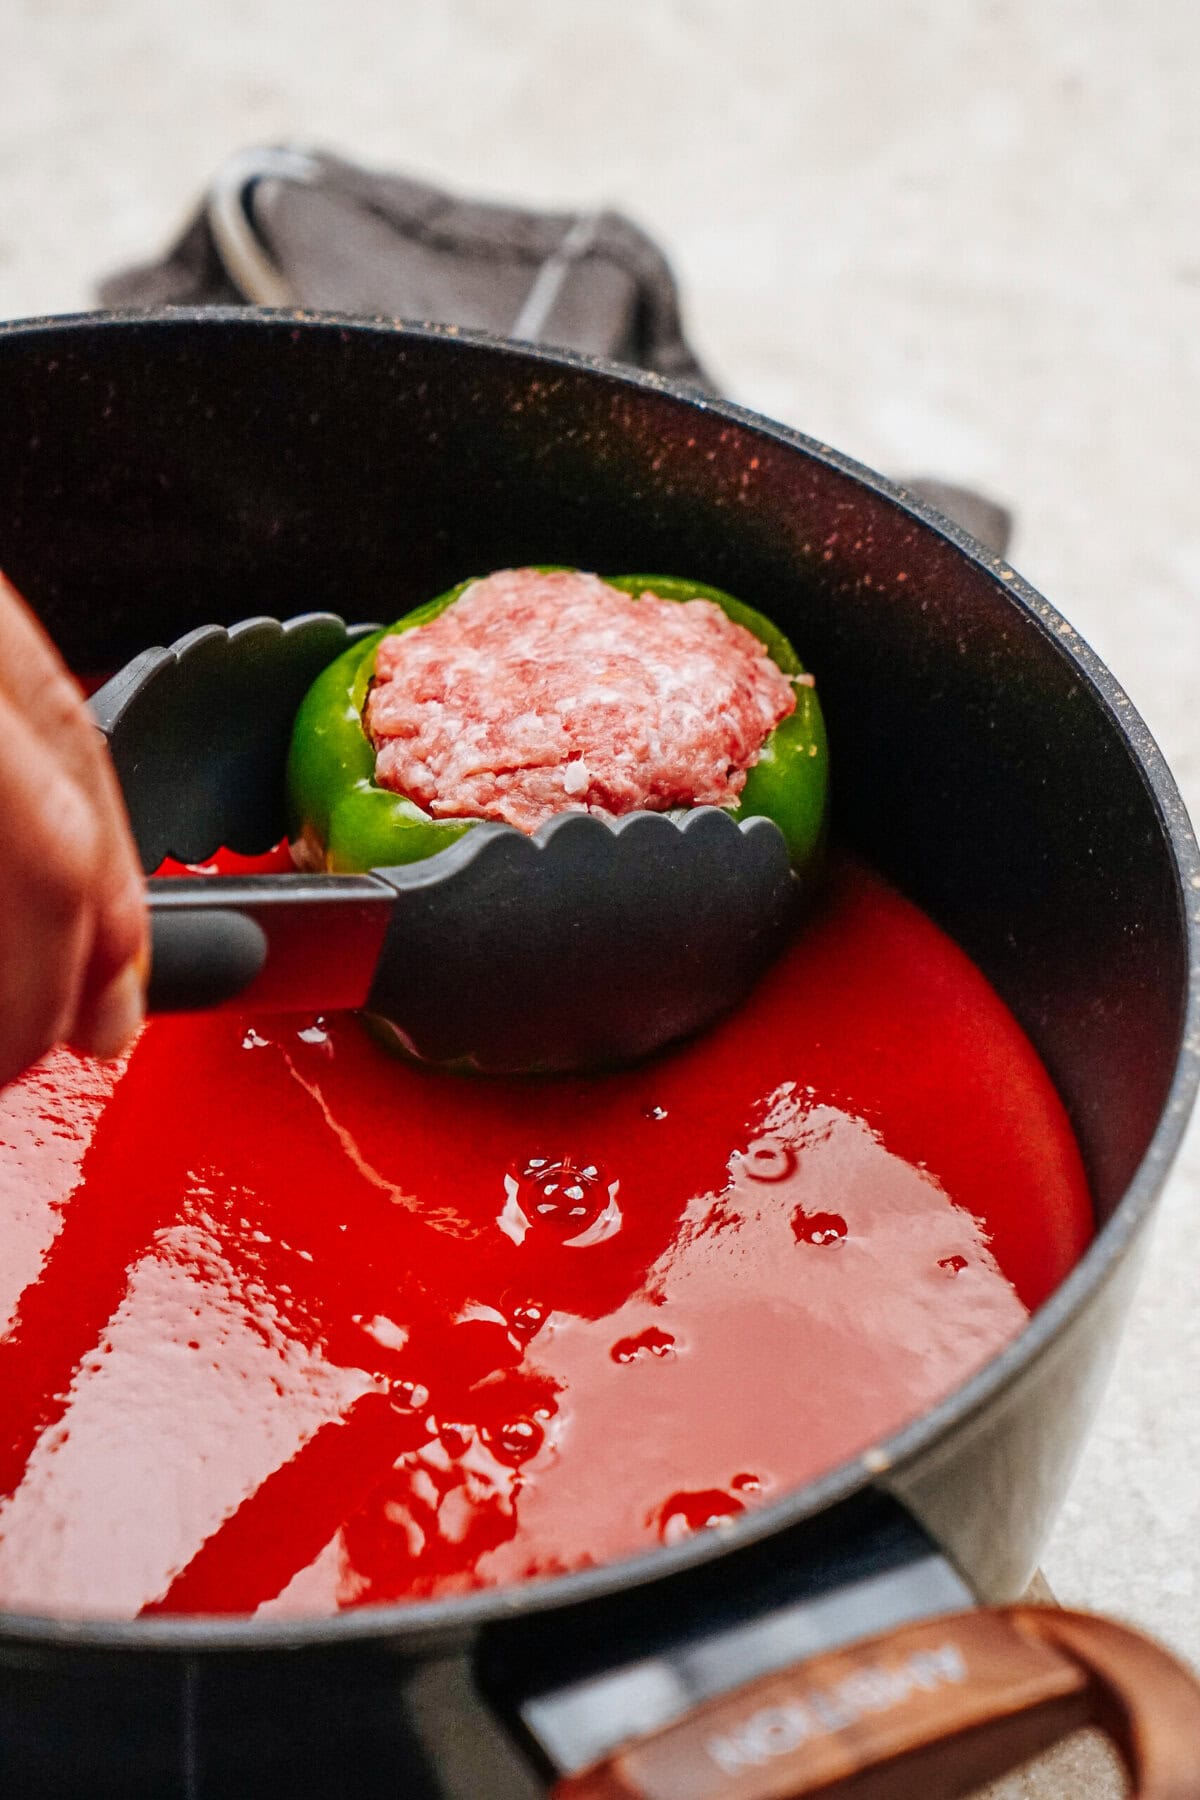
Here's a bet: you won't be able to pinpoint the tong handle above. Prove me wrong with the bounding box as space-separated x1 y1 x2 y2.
148 907 270 1012
143 873 397 1018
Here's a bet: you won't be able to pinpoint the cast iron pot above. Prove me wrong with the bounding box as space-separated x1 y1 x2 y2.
0 311 1198 1800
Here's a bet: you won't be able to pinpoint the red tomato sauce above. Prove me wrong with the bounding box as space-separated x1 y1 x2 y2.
0 853 1091 1619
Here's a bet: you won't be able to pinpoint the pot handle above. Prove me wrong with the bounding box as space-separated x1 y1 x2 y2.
552 1605 1200 1799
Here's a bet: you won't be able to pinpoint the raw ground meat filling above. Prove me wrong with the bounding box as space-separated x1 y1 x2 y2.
364 568 798 833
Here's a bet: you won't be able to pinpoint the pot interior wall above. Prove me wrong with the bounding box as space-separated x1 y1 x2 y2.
0 315 1186 1223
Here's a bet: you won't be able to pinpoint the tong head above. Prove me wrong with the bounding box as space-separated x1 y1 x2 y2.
95 614 801 1072
365 806 798 1072
90 612 380 871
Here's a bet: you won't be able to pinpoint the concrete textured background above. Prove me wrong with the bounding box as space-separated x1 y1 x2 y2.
1 2 1196 1789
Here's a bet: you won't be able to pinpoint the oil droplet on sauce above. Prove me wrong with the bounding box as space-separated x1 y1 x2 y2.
499 1156 622 1249
437 1422 474 1460
483 1417 545 1466
741 1137 799 1182
792 1209 848 1246
504 1297 549 1344
514 1157 609 1229
0 854 1092 1619
389 1379 430 1414
610 1327 676 1364
654 1489 746 1545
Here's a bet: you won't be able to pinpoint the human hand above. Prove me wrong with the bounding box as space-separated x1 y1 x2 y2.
1 570 147 1086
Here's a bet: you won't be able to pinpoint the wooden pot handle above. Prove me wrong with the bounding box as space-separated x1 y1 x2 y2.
553 1605 1200 1799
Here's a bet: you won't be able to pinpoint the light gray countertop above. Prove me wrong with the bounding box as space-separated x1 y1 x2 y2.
2 0 1198 1773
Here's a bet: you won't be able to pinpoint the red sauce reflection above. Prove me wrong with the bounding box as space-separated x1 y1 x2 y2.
0 854 1091 1618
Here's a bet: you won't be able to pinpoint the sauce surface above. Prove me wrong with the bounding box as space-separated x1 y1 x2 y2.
0 856 1091 1619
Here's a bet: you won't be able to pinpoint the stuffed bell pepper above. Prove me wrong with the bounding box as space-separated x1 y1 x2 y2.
287 567 828 873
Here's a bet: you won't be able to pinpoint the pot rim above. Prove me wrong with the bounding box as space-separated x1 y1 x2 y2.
0 307 1196 1654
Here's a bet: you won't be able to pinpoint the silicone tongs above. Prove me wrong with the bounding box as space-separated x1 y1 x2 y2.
91 615 799 1073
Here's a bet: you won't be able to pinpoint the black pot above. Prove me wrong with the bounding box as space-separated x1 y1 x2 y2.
0 311 1197 1799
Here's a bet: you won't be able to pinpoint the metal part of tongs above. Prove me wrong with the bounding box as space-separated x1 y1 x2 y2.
91 615 798 1073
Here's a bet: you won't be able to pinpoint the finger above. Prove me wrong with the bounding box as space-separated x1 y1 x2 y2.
0 570 147 1002
0 568 87 726
67 954 147 1063
0 690 102 1086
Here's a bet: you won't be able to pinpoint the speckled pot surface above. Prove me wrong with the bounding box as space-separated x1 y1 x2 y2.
0 312 1195 1798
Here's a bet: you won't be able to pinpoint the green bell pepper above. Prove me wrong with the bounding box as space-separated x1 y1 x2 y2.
286 572 829 873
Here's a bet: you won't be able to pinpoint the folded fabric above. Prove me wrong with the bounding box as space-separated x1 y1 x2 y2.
98 145 712 389
99 145 1010 555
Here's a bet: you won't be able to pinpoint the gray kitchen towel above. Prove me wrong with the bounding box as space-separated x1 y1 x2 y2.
98 145 713 389
99 145 1010 556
